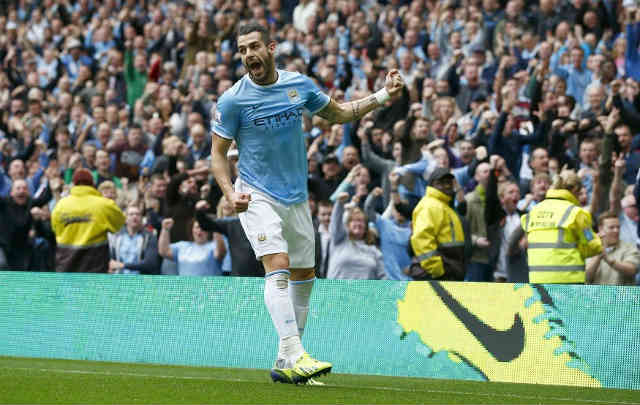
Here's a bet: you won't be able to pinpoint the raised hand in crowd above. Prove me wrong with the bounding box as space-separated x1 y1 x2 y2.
605 108 620 134
161 218 174 230
336 192 350 204
345 164 364 185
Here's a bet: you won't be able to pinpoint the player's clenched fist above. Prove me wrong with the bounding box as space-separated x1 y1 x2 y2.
384 69 405 99
229 192 251 213
162 218 174 230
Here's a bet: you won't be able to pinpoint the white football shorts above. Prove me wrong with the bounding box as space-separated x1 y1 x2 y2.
235 178 315 269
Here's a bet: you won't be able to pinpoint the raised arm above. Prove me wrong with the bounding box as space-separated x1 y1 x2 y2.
329 164 362 202
166 172 189 206
598 109 620 212
396 156 430 177
194 200 229 235
330 193 350 246
625 18 640 75
315 70 404 124
485 158 505 227
158 218 174 260
364 187 383 223
357 125 393 175
609 155 626 216
488 111 509 156
213 233 227 261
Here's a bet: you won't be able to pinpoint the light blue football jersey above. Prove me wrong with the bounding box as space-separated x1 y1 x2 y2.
211 70 330 205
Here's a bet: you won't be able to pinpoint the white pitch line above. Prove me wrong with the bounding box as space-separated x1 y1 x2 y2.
1 366 637 405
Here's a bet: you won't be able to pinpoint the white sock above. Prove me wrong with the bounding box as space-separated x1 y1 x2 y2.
289 277 315 337
280 335 304 367
265 270 304 364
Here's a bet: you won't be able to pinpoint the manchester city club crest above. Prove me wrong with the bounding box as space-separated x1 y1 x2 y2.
287 89 300 103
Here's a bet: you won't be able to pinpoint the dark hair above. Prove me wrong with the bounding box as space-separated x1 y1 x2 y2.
598 211 618 228
150 173 165 183
237 21 271 44
613 122 630 134
394 201 413 220
527 146 548 167
558 94 575 111
571 45 584 54
581 137 596 146
55 126 70 136
188 217 212 241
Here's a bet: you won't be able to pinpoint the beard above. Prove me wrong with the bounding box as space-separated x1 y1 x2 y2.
244 55 275 84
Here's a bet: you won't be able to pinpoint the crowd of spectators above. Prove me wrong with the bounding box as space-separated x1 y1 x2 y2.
2 0 640 285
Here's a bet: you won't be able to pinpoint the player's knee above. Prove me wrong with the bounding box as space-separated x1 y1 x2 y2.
262 253 290 272
290 268 315 281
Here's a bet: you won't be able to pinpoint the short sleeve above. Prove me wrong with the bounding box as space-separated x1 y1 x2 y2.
622 245 640 269
302 76 330 115
211 94 239 140
170 242 184 262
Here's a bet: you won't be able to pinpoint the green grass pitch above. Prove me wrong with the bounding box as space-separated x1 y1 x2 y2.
1 356 638 404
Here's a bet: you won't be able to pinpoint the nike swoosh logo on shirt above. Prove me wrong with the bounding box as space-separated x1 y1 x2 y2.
430 282 525 362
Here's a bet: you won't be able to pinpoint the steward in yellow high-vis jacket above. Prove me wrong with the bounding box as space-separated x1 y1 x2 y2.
522 170 602 284
409 168 466 281
51 169 125 273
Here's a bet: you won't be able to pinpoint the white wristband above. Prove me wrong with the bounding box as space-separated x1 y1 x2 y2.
374 88 390 105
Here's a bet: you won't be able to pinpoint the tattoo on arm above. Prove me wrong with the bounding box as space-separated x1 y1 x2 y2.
317 95 380 124
348 95 377 122
316 99 340 122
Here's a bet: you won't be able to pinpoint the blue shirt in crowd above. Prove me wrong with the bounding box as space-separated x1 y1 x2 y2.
114 232 143 274
170 241 223 276
374 216 412 281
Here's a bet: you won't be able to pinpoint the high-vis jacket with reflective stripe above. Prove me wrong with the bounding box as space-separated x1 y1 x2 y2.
51 185 125 273
411 186 465 279
522 189 602 283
